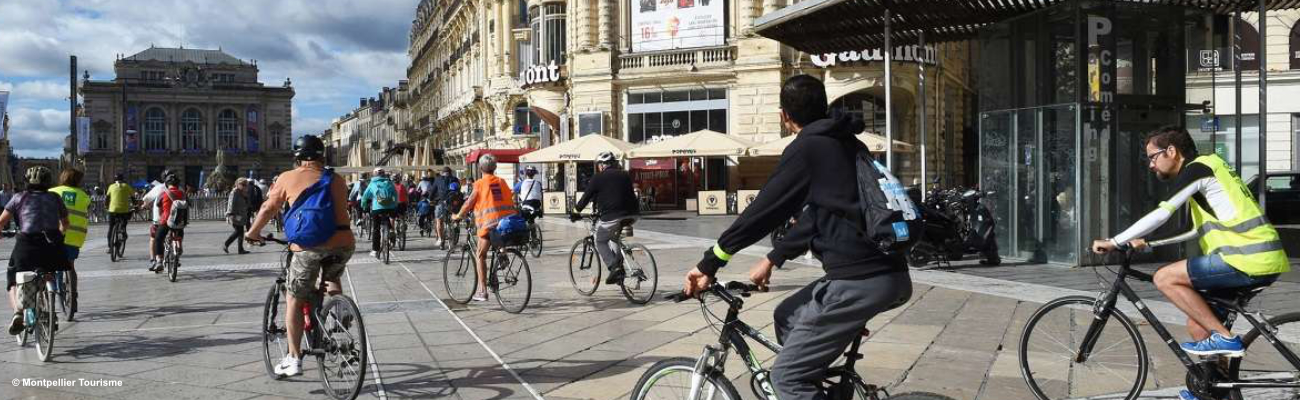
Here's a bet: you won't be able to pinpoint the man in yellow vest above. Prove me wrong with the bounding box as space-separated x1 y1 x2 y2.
50 168 91 318
1092 127 1288 392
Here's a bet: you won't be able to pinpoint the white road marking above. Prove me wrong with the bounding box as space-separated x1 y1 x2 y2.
344 268 388 400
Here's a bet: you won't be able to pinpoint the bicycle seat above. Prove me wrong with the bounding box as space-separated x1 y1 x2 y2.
1200 280 1273 306
618 219 636 228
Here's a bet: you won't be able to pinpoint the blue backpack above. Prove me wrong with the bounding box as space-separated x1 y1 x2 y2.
285 169 338 247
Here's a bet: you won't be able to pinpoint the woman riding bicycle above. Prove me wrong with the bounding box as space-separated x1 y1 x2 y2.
452 154 518 302
3 167 70 335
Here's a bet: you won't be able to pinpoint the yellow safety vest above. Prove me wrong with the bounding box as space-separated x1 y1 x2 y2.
1188 155 1290 276
49 186 90 248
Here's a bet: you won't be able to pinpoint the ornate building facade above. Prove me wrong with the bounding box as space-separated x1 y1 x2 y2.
79 47 295 188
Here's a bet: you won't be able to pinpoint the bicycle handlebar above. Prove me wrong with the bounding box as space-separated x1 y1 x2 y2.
665 281 764 309
248 234 288 246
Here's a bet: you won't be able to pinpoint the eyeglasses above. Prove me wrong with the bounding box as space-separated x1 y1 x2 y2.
1141 147 1171 165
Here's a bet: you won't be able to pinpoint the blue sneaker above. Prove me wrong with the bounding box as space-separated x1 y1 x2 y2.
1179 389 1200 400
1180 332 1244 357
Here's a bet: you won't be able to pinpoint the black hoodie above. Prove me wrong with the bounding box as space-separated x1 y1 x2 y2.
715 113 904 279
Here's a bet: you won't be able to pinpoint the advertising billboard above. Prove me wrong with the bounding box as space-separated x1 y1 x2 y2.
0 91 8 139
631 0 725 52
77 117 90 155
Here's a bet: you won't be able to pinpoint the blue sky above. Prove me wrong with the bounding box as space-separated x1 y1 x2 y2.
0 0 419 158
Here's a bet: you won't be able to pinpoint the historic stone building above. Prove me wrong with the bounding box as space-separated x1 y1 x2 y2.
398 0 978 206
79 47 295 189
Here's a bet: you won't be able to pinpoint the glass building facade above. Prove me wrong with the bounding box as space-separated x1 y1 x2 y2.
978 1 1209 266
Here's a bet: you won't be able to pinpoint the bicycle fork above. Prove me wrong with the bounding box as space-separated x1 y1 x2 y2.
689 345 729 400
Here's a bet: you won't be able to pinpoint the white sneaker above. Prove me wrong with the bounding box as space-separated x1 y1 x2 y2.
436 239 444 247
273 355 302 377
369 250 378 258
472 291 489 302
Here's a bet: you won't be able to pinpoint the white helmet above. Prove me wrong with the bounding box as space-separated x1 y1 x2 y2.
596 151 617 165
373 167 387 177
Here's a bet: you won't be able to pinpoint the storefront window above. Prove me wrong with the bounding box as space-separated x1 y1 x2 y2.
628 114 645 143
625 88 728 142
514 103 542 135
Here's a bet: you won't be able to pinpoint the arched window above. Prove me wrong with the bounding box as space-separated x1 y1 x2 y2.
144 108 166 150
217 109 240 150
514 102 542 135
269 122 285 150
1235 17 1261 72
181 109 203 151
1289 21 1300 69
91 120 111 150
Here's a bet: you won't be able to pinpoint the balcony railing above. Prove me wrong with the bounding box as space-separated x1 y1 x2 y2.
618 46 736 72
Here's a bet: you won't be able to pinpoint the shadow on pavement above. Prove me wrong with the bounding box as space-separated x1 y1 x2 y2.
69 301 261 323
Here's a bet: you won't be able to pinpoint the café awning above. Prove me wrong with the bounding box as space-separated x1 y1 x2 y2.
627 130 757 159
519 134 637 163
752 0 1300 54
747 132 914 157
465 148 536 164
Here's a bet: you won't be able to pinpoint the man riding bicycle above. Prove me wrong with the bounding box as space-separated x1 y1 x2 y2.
432 167 461 248
3 167 70 334
105 174 134 247
246 134 355 377
518 166 544 222
149 173 185 272
452 154 517 302
360 168 399 259
570 152 639 284
1091 127 1289 400
49 168 90 316
683 75 913 400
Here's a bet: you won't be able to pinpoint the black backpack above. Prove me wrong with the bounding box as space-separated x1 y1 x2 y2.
853 149 924 255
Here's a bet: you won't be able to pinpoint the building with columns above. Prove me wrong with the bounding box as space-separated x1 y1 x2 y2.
79 47 295 188
398 0 978 207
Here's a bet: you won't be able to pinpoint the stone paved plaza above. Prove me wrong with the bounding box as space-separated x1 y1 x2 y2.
1 217 1296 400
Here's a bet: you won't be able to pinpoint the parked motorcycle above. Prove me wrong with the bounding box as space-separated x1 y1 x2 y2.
905 185 1000 268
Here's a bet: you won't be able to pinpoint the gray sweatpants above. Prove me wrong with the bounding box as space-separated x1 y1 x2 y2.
594 218 634 270
771 269 912 400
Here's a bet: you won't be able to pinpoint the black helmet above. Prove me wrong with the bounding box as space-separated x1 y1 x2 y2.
164 172 180 186
294 135 325 161
114 173 125 182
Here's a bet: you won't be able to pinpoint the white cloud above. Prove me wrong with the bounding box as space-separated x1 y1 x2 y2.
6 107 70 157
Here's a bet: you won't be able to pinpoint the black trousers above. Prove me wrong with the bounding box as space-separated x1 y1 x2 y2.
224 223 246 252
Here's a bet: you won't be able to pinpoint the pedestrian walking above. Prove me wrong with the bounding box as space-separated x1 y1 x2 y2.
224 178 251 254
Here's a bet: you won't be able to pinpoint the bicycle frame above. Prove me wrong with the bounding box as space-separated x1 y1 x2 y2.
1076 253 1300 390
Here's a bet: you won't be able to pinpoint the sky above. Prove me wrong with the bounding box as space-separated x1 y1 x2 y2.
0 0 420 158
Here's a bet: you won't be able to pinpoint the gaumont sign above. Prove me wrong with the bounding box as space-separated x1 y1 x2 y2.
518 60 562 88
809 45 939 68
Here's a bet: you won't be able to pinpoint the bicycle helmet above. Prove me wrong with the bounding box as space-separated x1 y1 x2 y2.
25 166 53 187
373 167 387 177
293 135 325 161
596 151 617 165
164 172 180 186
114 173 125 182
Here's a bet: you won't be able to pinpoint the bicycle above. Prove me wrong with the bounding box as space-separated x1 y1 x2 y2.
521 206 543 258
568 215 657 304
632 281 946 400
1018 244 1300 400
377 213 395 265
254 235 369 400
437 207 462 251
395 209 408 251
13 269 61 362
161 229 182 282
441 217 533 313
107 214 128 262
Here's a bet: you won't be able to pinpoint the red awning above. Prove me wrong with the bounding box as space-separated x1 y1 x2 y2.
465 148 536 164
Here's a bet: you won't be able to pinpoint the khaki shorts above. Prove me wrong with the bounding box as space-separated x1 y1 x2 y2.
288 246 354 299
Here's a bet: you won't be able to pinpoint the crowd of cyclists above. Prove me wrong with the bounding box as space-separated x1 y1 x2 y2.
1 75 1293 400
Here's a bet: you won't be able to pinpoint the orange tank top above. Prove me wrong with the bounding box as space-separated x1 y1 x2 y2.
471 175 517 237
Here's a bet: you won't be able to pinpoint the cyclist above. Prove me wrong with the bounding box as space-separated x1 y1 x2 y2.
452 154 517 302
518 166 544 220
570 152 639 284
394 174 410 222
49 168 90 316
140 170 172 272
360 168 399 258
105 174 134 247
417 170 434 199
683 75 912 400
149 173 186 272
246 134 354 377
433 167 461 247
1090 127 1288 380
348 173 369 225
3 167 70 334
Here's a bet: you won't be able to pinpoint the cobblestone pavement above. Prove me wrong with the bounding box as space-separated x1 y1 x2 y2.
1 217 1296 400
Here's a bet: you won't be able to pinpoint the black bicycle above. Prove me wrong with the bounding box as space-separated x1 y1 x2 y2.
108 215 128 262
1018 244 1300 400
522 206 543 258
254 236 368 400
437 206 462 251
568 215 657 304
632 281 946 400
395 210 408 251
440 217 533 313
161 229 181 282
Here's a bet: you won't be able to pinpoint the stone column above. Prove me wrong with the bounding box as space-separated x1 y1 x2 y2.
598 0 613 49
739 0 757 35
578 0 594 50
763 0 779 15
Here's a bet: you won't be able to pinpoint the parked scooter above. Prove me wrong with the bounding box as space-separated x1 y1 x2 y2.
905 183 1000 268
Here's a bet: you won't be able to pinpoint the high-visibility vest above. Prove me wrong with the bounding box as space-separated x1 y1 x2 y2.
50 186 90 248
471 175 517 237
1187 155 1290 276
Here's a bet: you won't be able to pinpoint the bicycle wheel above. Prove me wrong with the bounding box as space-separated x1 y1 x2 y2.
619 243 658 305
447 221 461 248
60 270 75 321
109 224 120 262
381 227 392 265
261 283 288 379
442 244 477 304
569 238 600 296
167 245 179 282
630 357 741 400
35 288 55 362
319 295 368 400
527 224 543 258
1019 296 1147 400
491 248 532 314
398 221 407 251
1226 311 1300 400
